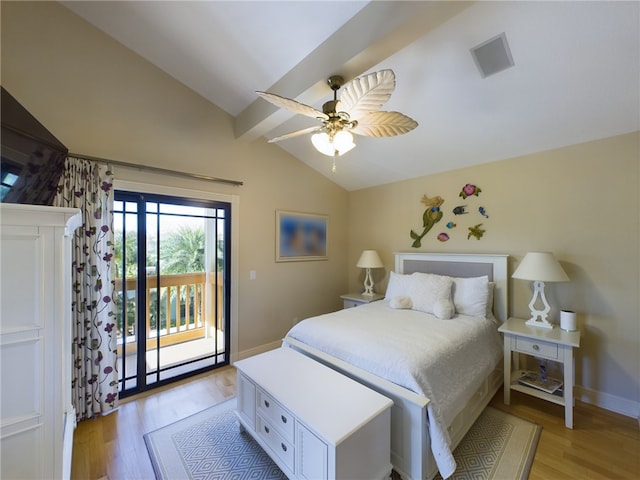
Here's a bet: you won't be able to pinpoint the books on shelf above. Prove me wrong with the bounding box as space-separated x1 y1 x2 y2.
518 371 563 394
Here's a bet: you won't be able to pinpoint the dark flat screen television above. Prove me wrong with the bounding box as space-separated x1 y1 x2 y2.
1 86 68 205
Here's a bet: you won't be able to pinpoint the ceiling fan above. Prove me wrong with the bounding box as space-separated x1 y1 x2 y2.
257 69 418 171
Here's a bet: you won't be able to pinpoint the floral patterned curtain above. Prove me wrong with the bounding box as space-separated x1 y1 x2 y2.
54 156 118 420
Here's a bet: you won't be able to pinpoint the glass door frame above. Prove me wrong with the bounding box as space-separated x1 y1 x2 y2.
114 189 232 398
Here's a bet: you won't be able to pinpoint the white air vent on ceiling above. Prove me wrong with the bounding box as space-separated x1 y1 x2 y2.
470 32 514 78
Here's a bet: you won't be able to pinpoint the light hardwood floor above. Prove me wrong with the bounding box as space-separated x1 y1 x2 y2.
71 367 236 480
71 367 639 480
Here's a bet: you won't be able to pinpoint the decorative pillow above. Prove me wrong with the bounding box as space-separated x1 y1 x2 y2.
451 275 490 317
408 273 454 320
389 296 413 309
385 271 413 299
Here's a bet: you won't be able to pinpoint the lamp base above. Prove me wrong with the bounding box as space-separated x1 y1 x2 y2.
524 280 554 329
526 317 554 329
362 268 375 296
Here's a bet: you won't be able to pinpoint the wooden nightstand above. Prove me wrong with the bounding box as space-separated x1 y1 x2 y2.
498 317 581 428
340 292 384 309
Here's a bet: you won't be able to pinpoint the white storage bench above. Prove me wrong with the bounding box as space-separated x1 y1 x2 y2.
235 347 393 480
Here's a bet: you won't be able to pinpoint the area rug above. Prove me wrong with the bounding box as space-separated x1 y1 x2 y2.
144 398 540 480
434 406 541 480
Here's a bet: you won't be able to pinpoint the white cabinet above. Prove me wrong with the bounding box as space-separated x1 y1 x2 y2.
235 348 393 480
0 204 81 479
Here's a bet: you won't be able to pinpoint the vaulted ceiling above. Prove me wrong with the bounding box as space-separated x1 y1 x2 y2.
62 1 639 191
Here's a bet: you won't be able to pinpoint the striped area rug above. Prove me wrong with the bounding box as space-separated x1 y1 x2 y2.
144 398 540 480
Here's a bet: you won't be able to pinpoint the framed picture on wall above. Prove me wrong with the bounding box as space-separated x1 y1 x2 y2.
276 210 328 262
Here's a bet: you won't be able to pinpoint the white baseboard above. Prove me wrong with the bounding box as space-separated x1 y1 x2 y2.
233 340 282 363
576 385 640 420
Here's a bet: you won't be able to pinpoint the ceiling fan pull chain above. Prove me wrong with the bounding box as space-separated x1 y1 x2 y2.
332 154 337 173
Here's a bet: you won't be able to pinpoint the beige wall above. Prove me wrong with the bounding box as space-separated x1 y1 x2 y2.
348 132 640 416
1 1 349 355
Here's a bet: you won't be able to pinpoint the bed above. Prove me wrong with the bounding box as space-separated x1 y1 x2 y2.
282 252 508 480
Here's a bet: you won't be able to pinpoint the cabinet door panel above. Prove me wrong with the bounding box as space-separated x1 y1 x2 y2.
0 337 43 420
296 423 327 480
0 426 42 480
237 373 256 429
0 231 45 331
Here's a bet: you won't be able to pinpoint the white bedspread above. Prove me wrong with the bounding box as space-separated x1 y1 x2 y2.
284 300 503 479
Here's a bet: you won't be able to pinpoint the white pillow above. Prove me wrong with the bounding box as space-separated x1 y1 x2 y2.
408 272 454 320
389 296 413 309
451 275 490 317
385 271 413 299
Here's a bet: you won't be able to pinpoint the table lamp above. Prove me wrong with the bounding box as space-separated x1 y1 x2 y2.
512 252 569 329
356 250 383 296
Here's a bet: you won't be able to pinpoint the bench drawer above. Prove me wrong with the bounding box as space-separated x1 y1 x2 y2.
258 389 294 442
515 336 558 359
257 414 295 472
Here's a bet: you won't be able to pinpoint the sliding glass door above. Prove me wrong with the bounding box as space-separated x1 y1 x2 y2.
113 191 231 397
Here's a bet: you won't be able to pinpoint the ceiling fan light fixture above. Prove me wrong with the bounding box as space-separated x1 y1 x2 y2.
311 130 355 157
258 69 417 170
333 130 355 151
311 131 334 156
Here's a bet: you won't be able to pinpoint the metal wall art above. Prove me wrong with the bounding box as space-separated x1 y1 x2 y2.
410 194 444 248
410 183 490 247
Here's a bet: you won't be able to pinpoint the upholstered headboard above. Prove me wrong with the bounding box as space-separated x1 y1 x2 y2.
394 252 509 323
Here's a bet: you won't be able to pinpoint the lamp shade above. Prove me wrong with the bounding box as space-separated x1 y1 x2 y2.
356 250 383 268
512 252 569 282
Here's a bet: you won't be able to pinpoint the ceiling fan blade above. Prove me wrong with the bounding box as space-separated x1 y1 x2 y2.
256 91 328 120
350 111 418 137
339 69 396 120
267 125 324 143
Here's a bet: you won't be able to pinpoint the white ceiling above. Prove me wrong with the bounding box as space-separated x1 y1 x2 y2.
61 1 639 191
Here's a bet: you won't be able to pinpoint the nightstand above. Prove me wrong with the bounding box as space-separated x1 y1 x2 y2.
498 317 581 428
340 292 384 309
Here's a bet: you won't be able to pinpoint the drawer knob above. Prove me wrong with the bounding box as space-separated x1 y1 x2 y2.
281 415 287 424
533 344 540 351
264 400 270 408
264 425 270 434
281 443 287 452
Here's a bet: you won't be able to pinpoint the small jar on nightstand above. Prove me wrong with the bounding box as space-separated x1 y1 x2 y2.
340 292 384 309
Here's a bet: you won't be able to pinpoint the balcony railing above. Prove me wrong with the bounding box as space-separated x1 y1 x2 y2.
114 272 224 353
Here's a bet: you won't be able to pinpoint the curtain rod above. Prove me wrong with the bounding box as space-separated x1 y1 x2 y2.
68 152 243 187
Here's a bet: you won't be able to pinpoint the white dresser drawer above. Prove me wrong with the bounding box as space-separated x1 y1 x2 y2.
257 414 295 472
343 299 360 309
258 389 295 442
515 336 558 359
